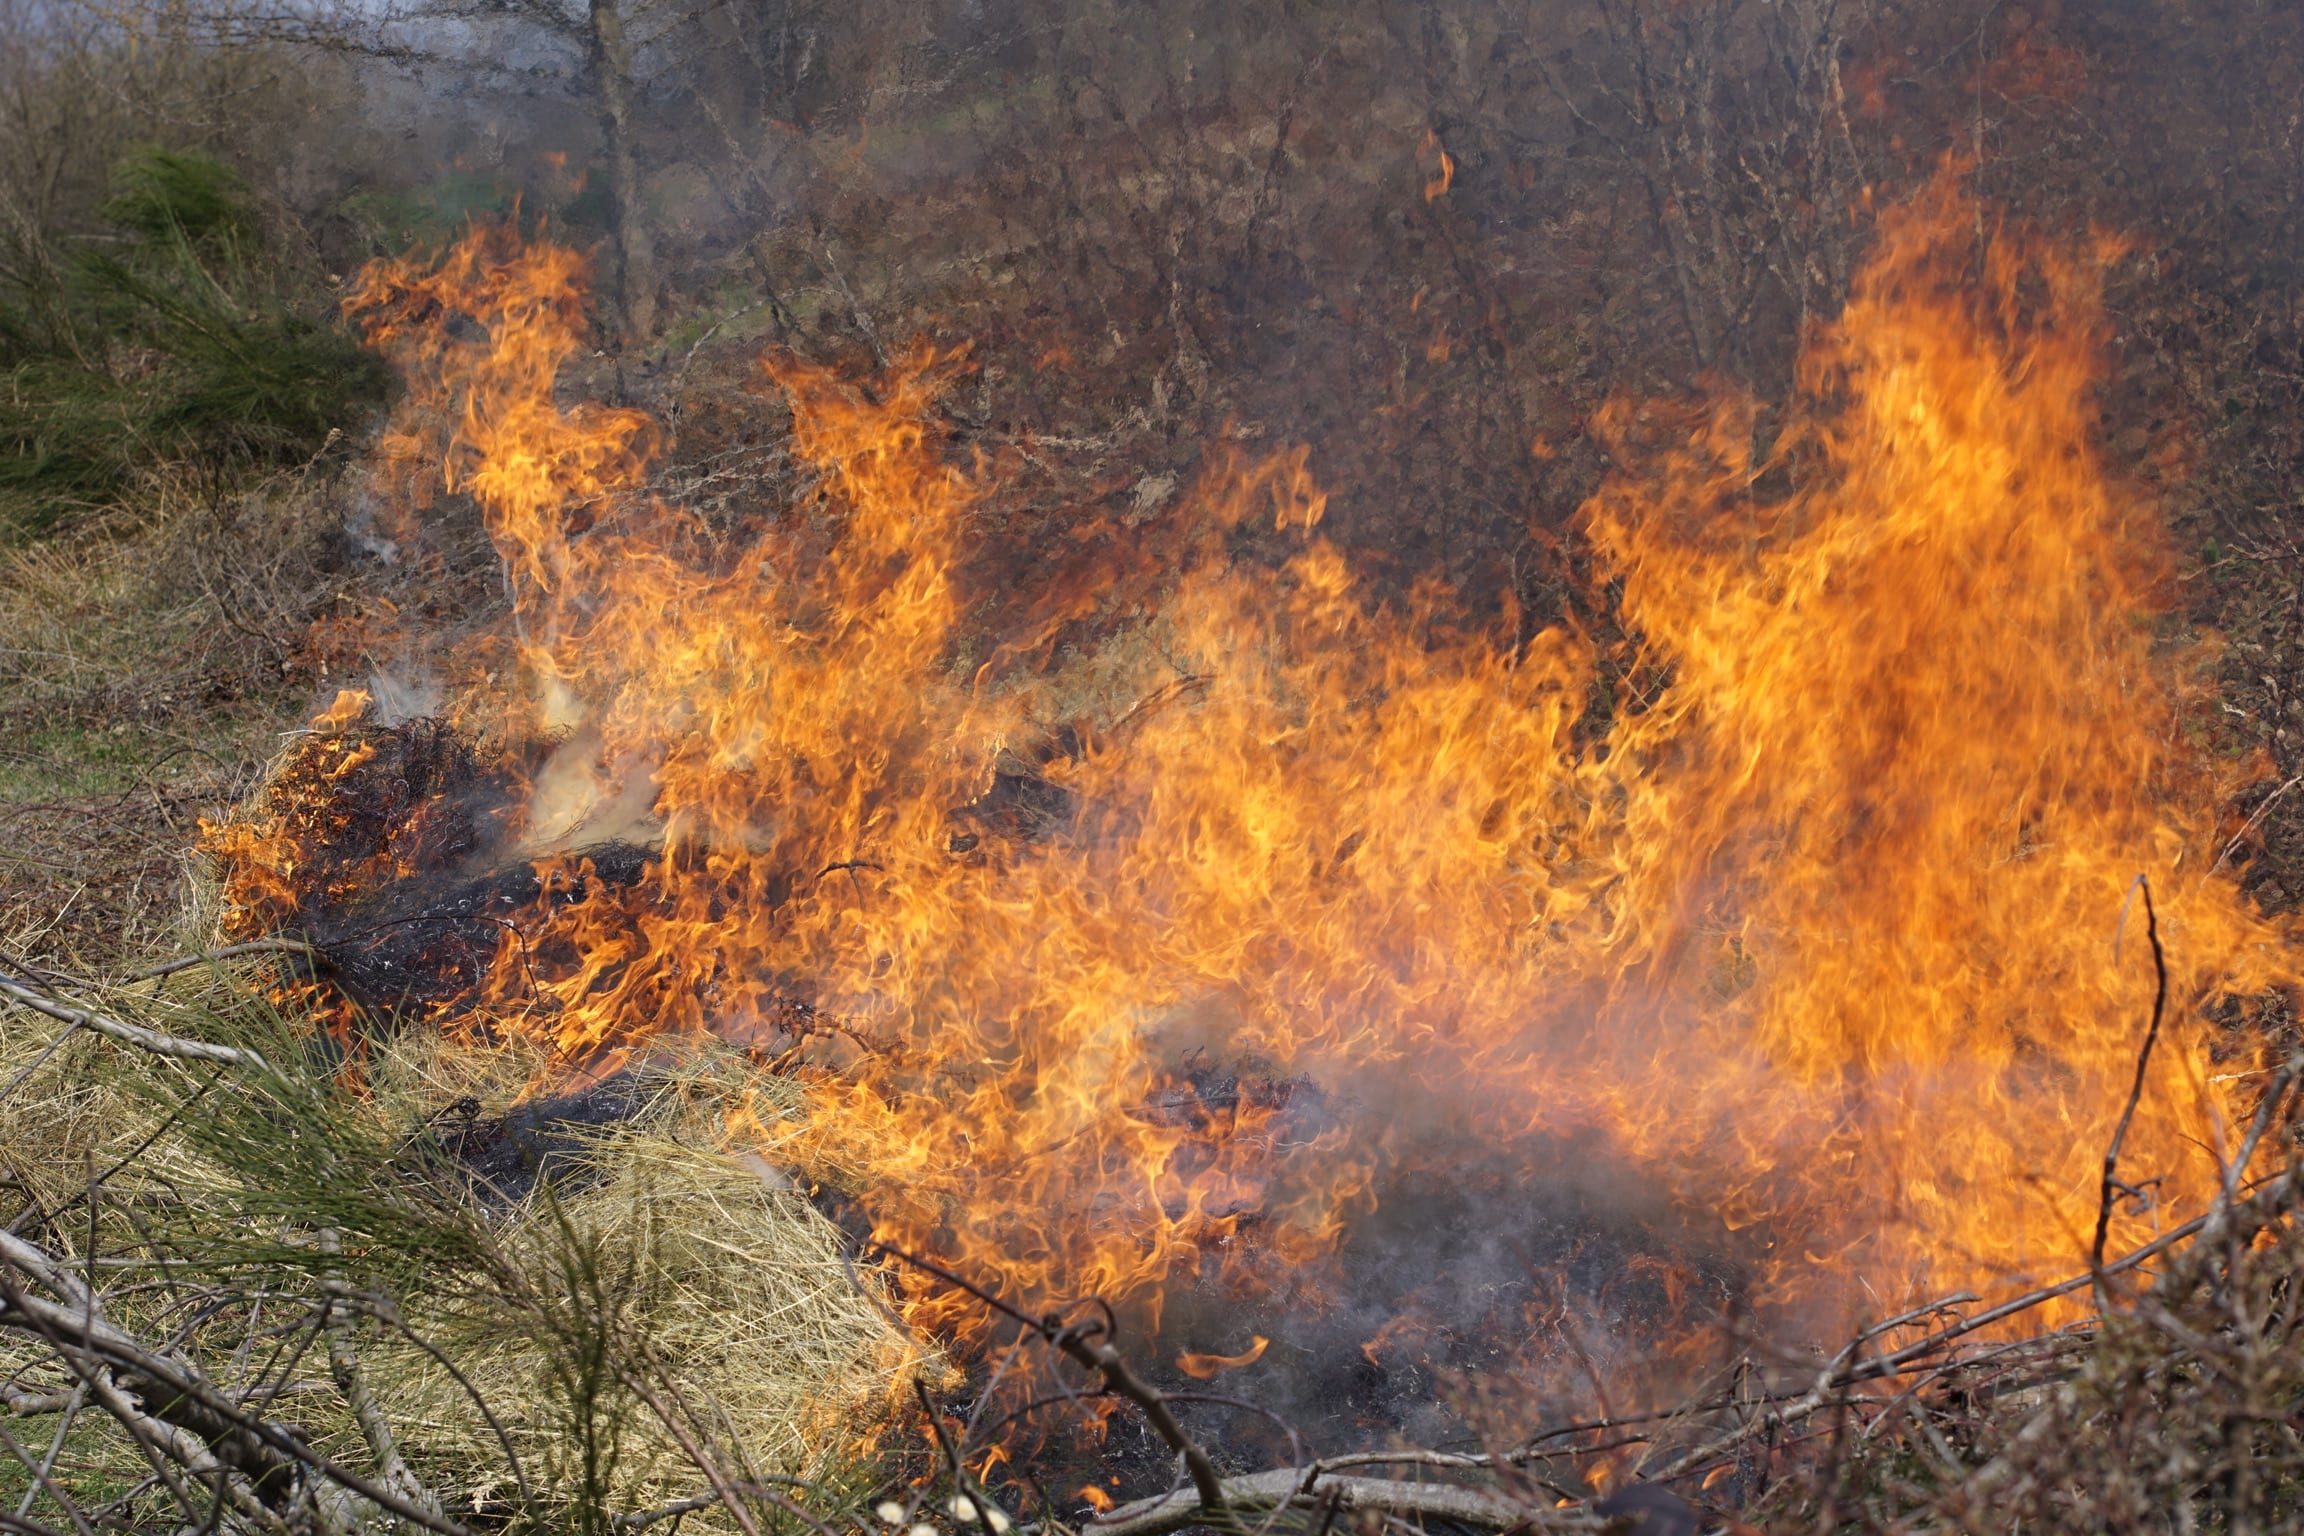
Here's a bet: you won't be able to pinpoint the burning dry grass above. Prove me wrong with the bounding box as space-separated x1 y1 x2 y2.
13 157 2304 1533
211 169 2296 1374
8 935 2304 1531
0 939 921 1530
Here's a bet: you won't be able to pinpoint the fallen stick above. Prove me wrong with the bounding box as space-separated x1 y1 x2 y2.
0 973 272 1075
1087 1468 1600 1536
318 1234 445 1534
124 942 330 984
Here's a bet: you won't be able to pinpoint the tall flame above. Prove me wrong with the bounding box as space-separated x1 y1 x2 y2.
218 176 2291 1367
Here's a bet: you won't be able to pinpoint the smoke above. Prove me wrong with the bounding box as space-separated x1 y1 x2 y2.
365 662 440 724
520 728 665 851
343 497 402 567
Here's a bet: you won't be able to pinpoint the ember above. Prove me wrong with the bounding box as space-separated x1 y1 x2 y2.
204 171 2294 1457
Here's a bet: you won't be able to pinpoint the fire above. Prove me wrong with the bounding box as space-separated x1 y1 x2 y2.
209 174 2292 1381
1422 132 1455 203
1176 1335 1269 1380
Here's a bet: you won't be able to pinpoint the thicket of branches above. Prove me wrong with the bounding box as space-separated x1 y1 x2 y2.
6 0 2299 586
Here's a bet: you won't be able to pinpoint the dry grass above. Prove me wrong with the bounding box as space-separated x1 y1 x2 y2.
355 1038 927 1518
0 472 352 955
0 941 921 1530
390 1122 917 1511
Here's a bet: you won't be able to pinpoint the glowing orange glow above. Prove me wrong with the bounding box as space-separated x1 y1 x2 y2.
208 172 2294 1383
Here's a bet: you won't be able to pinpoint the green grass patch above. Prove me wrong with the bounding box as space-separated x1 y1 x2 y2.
0 147 388 535
0 718 161 800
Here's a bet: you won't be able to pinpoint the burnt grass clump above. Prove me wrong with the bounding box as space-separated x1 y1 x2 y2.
234 712 1092 1026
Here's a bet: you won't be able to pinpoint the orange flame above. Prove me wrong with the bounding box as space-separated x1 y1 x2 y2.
1176 1336 1269 1380
1422 132 1455 202
212 177 2294 1380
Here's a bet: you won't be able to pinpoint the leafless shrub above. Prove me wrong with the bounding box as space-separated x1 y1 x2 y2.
1537 0 1873 384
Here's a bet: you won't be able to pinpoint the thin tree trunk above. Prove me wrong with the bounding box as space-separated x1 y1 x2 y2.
589 0 657 341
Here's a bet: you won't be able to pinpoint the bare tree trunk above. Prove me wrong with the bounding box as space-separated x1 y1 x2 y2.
588 0 657 341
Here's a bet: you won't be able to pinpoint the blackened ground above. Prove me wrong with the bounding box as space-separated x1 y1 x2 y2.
286 720 1081 1023
907 1091 1752 1512
1156 1149 1744 1474
420 1067 663 1208
316 837 657 1021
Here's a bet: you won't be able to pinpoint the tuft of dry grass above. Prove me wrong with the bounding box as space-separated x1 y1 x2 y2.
355 1035 931 1519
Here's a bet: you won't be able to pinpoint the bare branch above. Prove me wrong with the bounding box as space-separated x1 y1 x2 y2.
2093 873 2169 1300
0 1233 473 1536
0 972 272 1075
1088 1468 1599 1536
